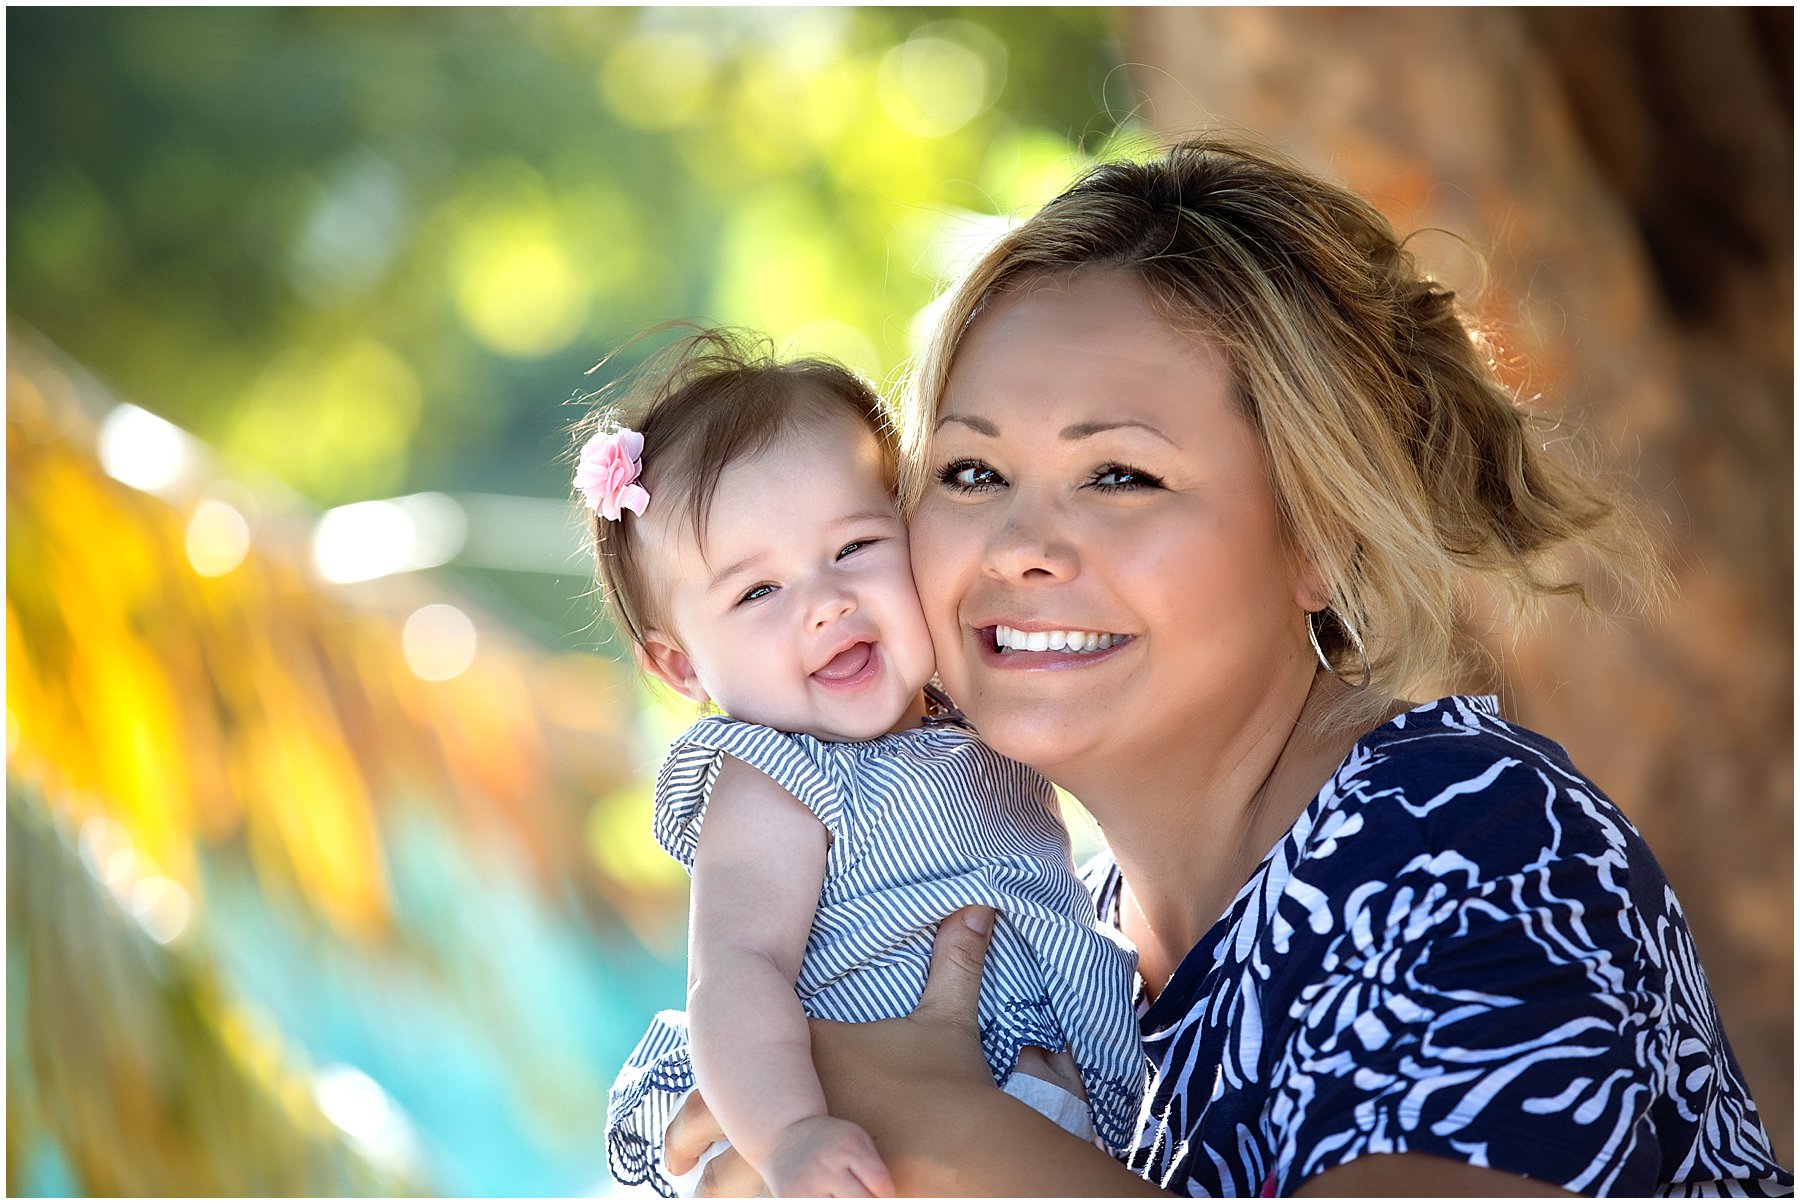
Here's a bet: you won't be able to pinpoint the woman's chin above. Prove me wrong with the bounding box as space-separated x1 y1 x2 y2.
960 700 1103 780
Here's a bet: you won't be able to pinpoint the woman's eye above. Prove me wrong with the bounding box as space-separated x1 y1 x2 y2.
737 584 776 606
1090 463 1165 492
936 459 1005 492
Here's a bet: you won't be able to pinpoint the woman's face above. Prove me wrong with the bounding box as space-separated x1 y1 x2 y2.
909 268 1323 786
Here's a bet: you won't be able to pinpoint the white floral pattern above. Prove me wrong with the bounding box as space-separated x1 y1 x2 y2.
1091 697 1791 1197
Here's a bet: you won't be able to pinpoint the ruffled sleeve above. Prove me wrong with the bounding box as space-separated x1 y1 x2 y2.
651 716 852 873
604 1010 694 1197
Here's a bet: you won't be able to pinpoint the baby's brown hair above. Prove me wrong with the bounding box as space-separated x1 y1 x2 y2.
574 328 899 648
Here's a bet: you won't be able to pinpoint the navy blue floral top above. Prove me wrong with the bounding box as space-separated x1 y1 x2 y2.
1088 697 1791 1196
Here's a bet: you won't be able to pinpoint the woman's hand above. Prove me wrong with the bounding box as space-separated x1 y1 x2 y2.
665 906 998 1197
809 904 1001 1122
665 1091 765 1197
812 905 1161 1196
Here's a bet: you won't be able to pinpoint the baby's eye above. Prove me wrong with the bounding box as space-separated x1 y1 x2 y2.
736 583 777 606
836 540 875 560
937 459 1005 492
1089 463 1165 492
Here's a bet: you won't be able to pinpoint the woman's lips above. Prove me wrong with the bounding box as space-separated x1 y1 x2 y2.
974 625 1133 669
812 641 879 689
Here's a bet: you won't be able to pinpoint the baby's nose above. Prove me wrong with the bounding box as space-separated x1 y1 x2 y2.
810 588 856 628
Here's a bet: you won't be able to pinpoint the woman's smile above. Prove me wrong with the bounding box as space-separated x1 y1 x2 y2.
975 624 1135 671
991 625 1128 655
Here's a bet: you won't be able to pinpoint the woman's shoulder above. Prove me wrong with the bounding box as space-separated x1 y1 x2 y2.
1308 695 1651 885
1348 695 1586 788
1337 696 1610 820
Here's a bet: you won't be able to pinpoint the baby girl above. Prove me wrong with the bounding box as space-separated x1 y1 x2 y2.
587 331 1140 1197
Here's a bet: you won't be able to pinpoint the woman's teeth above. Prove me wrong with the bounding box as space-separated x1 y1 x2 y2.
993 625 1122 654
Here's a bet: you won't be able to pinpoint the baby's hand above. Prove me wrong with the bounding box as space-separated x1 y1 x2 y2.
763 1115 894 1198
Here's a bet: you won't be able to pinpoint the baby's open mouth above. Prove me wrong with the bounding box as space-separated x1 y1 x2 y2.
814 641 876 681
993 625 1126 654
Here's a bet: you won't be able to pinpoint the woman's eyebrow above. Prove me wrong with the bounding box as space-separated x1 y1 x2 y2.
1060 418 1177 445
933 413 997 435
935 413 1176 445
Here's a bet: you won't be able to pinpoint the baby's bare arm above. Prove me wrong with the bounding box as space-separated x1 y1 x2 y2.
688 757 891 1194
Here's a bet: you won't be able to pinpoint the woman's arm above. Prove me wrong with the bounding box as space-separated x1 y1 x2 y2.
688 756 893 1197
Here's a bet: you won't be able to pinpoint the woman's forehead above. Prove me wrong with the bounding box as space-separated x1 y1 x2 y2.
939 270 1229 421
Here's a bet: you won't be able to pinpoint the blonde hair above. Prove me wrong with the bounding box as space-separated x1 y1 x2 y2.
574 327 898 648
903 135 1659 732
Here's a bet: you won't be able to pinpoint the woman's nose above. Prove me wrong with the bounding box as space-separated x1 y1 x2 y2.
984 495 1079 583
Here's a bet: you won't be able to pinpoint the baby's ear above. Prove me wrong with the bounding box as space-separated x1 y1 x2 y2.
637 631 709 705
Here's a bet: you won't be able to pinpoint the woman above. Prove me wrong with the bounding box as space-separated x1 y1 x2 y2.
668 137 1792 1196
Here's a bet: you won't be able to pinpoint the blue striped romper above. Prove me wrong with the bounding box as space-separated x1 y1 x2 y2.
605 705 1143 1194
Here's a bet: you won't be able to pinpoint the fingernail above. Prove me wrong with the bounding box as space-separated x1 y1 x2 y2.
962 906 995 935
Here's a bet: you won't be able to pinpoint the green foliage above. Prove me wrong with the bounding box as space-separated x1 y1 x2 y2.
8 7 1132 512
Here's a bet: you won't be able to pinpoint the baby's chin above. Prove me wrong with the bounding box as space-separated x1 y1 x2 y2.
803 715 911 744
792 702 927 745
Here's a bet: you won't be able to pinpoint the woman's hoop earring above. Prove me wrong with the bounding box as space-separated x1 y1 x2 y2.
1307 608 1371 690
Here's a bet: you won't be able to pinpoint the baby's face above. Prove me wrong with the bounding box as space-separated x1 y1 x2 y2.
639 409 936 742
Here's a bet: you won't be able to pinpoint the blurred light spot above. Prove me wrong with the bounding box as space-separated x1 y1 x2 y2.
403 604 478 682
452 216 590 359
291 152 408 305
759 6 852 75
557 183 648 302
313 1064 419 1172
128 875 193 944
877 25 1001 138
312 492 466 584
315 501 412 584
907 209 1018 352
586 786 687 894
98 404 198 497
231 340 423 502
78 816 132 882
186 498 251 577
101 845 157 894
6 709 18 757
598 32 716 129
76 817 191 943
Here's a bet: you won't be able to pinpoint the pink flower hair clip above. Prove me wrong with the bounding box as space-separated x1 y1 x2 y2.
575 427 650 521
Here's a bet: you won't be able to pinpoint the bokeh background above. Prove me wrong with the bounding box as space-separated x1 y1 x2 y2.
7 7 1791 1194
